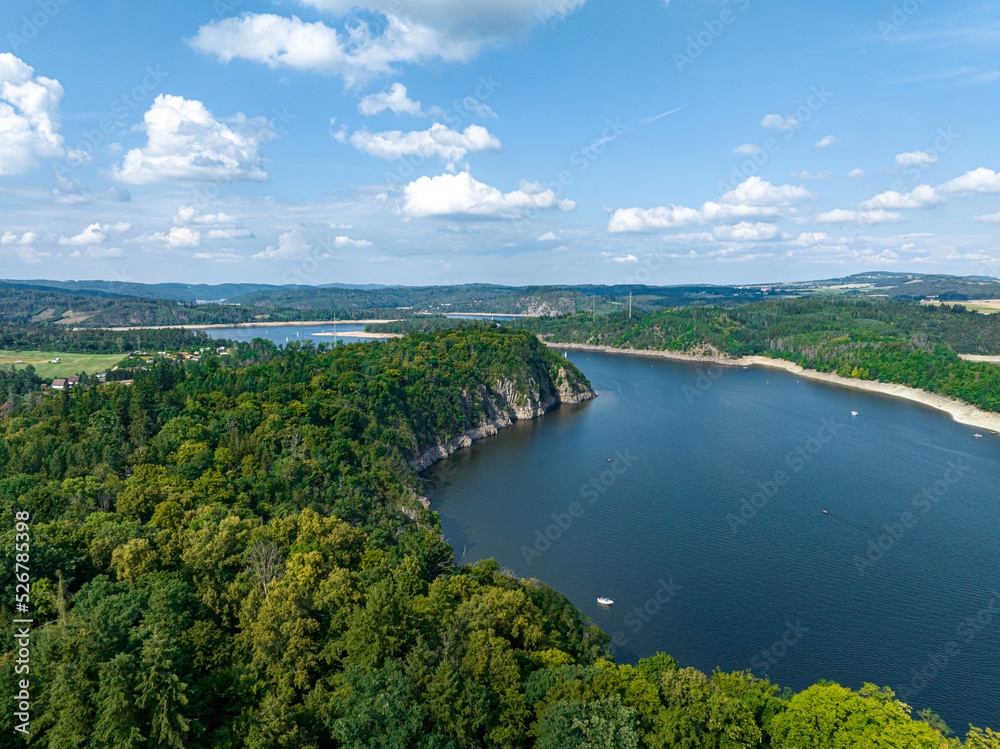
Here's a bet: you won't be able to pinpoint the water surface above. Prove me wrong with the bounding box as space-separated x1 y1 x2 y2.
427 351 1000 730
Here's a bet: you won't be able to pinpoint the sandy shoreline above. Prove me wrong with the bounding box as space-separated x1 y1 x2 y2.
546 342 1000 433
960 354 1000 364
312 332 403 339
90 320 402 331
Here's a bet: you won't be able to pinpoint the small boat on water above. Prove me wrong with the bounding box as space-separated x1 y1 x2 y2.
974 433 984 438
851 411 858 416
597 597 614 606
823 510 828 514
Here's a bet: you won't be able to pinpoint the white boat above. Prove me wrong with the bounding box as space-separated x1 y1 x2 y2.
974 433 984 438
597 597 614 606
851 411 858 416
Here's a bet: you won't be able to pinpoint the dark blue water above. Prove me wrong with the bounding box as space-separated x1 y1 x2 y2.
426 352 1000 731
204 323 377 345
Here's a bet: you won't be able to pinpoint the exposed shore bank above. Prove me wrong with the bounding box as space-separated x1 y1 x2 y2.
545 342 1000 434
89 320 402 332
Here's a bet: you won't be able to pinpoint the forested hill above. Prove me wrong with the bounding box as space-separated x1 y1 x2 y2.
521 298 1000 413
0 328 993 747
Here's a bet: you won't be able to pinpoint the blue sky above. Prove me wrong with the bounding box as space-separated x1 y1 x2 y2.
1 0 999 286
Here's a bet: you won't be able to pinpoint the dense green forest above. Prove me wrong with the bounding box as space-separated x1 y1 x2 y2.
508 298 1000 413
0 322 224 356
1 328 994 748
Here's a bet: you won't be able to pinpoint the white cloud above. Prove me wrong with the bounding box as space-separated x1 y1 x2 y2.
191 2 585 84
733 144 763 156
859 184 944 210
403 171 576 218
895 151 938 169
938 167 1000 194
69 246 124 259
174 206 238 226
254 230 312 259
609 254 638 263
551 245 568 252
974 211 1000 222
333 235 374 248
848 168 866 180
57 222 131 246
1 231 37 246
0 54 66 175
815 209 906 224
193 251 240 261
761 114 799 131
793 171 836 180
793 231 831 245
335 122 501 168
135 226 202 248
359 82 423 116
111 95 270 184
537 231 560 241
206 228 253 240
815 135 837 148
6 246 49 264
608 177 813 233
712 222 781 242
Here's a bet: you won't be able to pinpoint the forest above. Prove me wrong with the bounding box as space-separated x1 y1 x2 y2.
1 327 995 748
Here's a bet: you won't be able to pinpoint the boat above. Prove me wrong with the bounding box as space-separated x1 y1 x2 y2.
597 597 614 606
851 411 858 416
823 510 828 514
974 433 984 438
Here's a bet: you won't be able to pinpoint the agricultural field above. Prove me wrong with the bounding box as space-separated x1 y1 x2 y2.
0 350 126 378
922 299 1000 315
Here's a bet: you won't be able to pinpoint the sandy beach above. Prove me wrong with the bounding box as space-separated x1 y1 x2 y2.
91 320 402 332
546 342 1000 433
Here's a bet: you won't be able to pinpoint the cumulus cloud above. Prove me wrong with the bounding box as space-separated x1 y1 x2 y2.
895 151 938 169
403 171 576 218
0 54 66 175
815 209 905 225
58 222 130 246
761 114 799 131
191 2 584 84
206 228 253 240
133 226 202 248
859 184 944 210
69 246 125 259
334 122 501 168
333 235 374 248
1 231 38 246
848 168 866 180
537 231 560 241
193 251 240 261
359 82 423 116
254 230 312 259
974 211 1000 222
608 177 813 233
712 222 781 242
733 144 763 156
174 206 238 226
938 167 1000 194
111 95 270 184
815 135 837 148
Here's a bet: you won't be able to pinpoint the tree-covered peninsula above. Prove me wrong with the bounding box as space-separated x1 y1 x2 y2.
1 328 995 747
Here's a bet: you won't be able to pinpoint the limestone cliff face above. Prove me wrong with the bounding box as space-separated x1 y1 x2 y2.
409 365 597 472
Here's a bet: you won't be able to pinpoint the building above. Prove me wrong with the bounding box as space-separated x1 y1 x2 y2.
51 378 68 390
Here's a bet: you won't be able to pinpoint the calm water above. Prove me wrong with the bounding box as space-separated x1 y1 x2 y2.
427 351 1000 730
203 323 377 345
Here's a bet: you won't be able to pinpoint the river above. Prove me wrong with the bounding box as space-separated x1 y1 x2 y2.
426 350 1000 731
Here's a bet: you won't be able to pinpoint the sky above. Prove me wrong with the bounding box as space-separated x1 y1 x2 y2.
1 0 999 287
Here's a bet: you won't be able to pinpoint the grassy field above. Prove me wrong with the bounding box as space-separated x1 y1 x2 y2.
0 351 127 378
921 300 1000 315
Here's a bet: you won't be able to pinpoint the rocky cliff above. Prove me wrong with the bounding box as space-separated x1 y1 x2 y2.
409 364 597 472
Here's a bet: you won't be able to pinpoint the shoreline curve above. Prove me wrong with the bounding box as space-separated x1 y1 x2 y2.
545 342 1000 434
